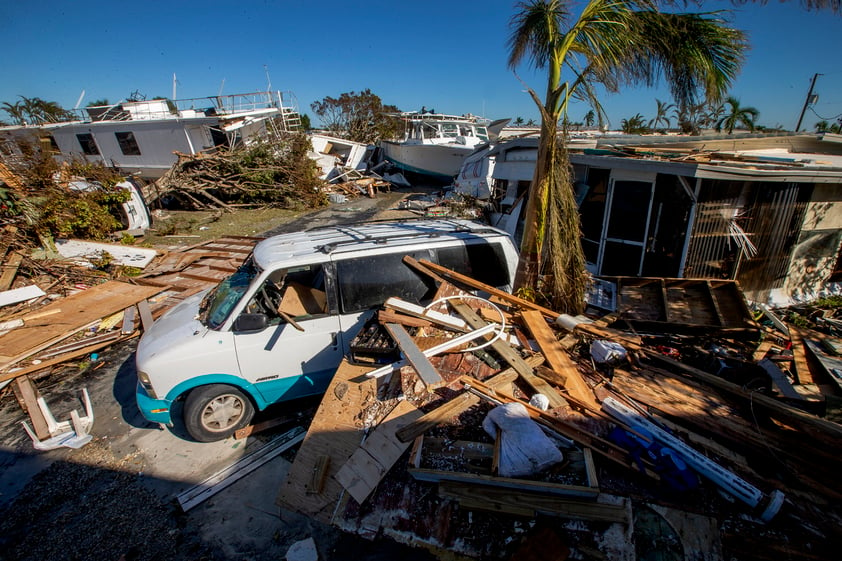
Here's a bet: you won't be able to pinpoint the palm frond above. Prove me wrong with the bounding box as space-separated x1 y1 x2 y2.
507 0 570 70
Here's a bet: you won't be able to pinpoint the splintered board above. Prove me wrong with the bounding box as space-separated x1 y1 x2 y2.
604 277 758 338
0 281 164 369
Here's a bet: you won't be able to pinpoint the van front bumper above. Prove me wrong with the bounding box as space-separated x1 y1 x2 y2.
136 381 173 424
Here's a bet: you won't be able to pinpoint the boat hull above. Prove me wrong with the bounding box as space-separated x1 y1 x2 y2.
381 141 474 182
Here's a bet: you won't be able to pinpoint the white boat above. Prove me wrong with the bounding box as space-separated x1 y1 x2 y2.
380 112 505 183
0 91 301 180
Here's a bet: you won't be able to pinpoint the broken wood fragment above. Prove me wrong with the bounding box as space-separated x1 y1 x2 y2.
520 310 600 411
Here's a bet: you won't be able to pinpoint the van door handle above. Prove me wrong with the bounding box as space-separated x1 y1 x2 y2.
331 332 338 348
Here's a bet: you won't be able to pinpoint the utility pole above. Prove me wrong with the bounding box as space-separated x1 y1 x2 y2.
795 73 821 132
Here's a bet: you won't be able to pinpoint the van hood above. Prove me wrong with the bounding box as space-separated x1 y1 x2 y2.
137 289 210 360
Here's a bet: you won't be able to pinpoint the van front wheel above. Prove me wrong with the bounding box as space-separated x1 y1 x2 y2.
184 385 255 442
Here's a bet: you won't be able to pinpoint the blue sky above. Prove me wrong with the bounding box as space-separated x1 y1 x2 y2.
1 1 840 131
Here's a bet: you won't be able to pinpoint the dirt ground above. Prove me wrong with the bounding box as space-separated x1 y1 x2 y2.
0 186 445 561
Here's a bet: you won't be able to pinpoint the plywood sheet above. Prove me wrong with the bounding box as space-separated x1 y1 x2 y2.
0 281 163 368
334 400 421 504
276 360 378 523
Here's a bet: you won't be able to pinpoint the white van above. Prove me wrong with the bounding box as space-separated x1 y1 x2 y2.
135 219 519 441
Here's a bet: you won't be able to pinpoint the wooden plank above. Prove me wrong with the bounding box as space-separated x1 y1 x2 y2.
752 340 774 362
136 299 154 331
377 309 434 329
0 281 164 370
178 426 305 512
438 484 630 523
449 300 567 409
11 375 51 440
787 326 814 384
276 360 379 522
641 349 842 440
334 400 422 505
520 310 600 411
0 333 138 384
409 465 597 498
0 250 24 291
418 259 561 319
383 323 444 389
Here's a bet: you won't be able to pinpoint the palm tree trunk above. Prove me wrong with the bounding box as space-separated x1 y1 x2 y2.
514 117 556 292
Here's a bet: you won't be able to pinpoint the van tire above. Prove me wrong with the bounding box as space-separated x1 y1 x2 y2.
184 385 255 442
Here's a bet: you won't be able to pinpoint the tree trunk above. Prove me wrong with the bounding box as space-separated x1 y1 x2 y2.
513 119 557 292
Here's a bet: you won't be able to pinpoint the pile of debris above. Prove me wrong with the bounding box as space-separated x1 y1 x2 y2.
0 227 257 450
277 259 842 560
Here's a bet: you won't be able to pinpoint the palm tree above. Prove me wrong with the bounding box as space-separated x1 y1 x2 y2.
715 96 759 133
583 109 596 127
621 113 649 134
507 0 745 312
1 101 26 125
649 98 673 131
514 116 526 126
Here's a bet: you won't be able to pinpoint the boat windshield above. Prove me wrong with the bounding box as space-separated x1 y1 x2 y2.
199 258 259 329
441 123 458 138
476 127 489 141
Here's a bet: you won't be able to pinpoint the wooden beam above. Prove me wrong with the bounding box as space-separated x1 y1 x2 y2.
787 326 814 384
418 259 561 319
519 310 599 411
436 483 630 524
11 375 51 440
449 300 567 409
383 323 445 389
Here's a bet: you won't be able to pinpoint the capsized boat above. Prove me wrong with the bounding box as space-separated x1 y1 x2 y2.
379 111 507 183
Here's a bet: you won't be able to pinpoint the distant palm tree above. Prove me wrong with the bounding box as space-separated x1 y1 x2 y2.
816 120 842 134
584 109 596 127
507 0 745 310
621 113 649 134
1 101 26 125
514 116 526 126
715 96 759 133
649 99 673 131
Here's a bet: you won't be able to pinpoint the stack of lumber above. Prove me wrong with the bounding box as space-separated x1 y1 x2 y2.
278 259 842 560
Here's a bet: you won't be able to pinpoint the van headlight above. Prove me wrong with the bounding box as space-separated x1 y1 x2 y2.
137 371 158 399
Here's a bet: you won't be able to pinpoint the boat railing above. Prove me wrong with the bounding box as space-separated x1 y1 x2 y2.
73 91 299 123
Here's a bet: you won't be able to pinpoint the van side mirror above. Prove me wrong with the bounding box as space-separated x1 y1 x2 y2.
233 313 268 332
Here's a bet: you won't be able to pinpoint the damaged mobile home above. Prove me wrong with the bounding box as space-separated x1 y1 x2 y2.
455 132 842 307
0 91 302 180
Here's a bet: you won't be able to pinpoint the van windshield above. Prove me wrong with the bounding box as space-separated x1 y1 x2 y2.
200 259 258 329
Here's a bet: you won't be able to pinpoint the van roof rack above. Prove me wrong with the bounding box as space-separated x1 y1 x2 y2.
315 220 492 254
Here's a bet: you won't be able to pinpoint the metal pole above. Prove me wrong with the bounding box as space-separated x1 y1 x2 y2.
795 73 820 132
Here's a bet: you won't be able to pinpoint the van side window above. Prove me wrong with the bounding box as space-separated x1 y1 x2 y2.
336 251 435 314
434 242 511 288
243 264 327 323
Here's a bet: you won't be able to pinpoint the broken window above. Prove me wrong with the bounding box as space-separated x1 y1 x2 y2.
336 251 435 314
436 242 511 288
76 133 100 156
115 131 141 156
